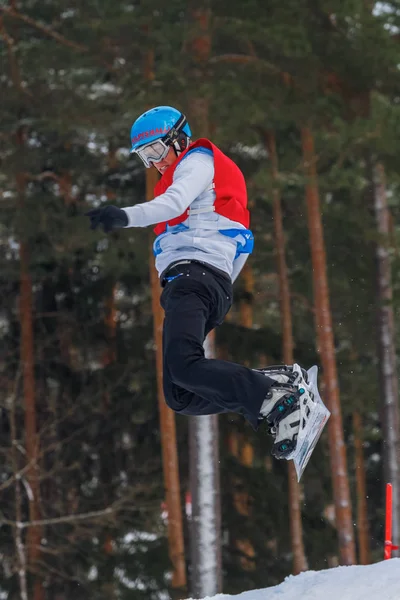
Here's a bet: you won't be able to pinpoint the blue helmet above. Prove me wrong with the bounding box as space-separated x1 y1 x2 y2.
130 106 192 153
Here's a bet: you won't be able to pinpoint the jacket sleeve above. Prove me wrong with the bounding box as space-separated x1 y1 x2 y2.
123 153 214 227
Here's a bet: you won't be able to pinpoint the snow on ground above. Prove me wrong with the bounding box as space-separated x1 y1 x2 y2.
192 558 400 600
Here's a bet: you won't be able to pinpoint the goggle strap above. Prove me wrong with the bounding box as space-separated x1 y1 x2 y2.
162 114 187 146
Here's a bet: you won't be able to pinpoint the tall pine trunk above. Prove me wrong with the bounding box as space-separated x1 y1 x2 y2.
143 43 187 591
353 411 370 564
189 332 222 598
17 125 44 600
300 126 356 565
19 243 41 556
147 166 187 592
234 262 256 572
372 161 400 553
101 281 117 598
185 3 222 595
266 131 308 574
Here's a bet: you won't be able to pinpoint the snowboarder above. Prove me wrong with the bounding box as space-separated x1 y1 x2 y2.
85 105 323 464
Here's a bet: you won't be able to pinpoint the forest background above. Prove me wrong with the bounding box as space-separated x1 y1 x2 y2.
1 1 400 599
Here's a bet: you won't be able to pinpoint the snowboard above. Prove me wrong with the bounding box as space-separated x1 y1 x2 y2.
288 365 330 481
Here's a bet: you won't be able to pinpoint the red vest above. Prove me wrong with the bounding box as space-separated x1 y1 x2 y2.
153 139 249 236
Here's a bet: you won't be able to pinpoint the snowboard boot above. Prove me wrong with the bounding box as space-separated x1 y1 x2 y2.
256 364 310 459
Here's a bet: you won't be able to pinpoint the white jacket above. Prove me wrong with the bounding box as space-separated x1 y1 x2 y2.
123 149 252 281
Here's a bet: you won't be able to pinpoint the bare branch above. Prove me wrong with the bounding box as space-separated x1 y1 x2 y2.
0 7 88 52
210 53 259 65
30 170 61 183
3 506 116 529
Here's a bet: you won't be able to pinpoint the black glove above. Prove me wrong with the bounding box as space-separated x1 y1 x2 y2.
85 205 129 233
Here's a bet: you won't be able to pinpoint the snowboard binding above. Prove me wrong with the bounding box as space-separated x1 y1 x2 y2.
272 437 297 458
267 390 306 460
259 364 330 479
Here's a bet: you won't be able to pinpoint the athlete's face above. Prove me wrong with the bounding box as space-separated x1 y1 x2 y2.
153 147 177 175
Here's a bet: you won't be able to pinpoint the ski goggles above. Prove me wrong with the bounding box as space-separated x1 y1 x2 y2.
133 139 170 168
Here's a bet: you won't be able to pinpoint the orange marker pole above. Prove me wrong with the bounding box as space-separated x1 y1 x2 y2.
384 483 393 560
384 483 399 559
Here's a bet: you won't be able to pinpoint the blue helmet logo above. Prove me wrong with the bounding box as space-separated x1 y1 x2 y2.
130 106 192 152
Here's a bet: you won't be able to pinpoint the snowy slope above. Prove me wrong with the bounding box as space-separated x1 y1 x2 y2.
193 559 400 600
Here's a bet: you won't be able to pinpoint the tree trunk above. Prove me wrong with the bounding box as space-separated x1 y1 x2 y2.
372 161 400 554
16 122 44 599
226 261 255 571
300 125 356 565
185 2 211 137
20 246 44 600
19 242 41 551
185 4 222 595
147 167 187 591
189 332 222 598
102 282 117 598
266 131 308 574
353 411 371 564
143 38 186 590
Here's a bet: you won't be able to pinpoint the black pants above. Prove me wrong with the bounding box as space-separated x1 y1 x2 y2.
160 261 272 430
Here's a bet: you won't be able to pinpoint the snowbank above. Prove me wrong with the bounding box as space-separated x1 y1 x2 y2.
193 558 400 600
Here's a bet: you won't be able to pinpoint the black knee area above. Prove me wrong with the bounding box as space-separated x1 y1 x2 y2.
164 337 203 387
